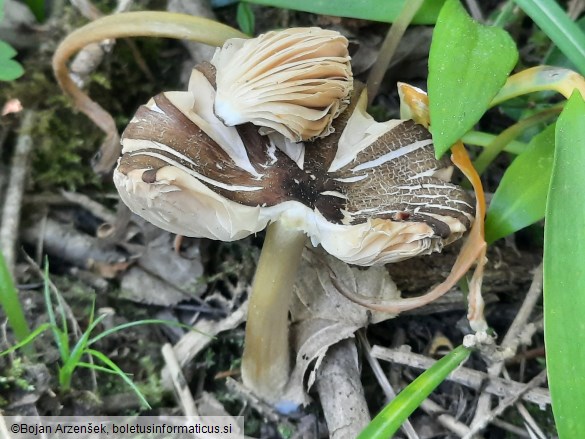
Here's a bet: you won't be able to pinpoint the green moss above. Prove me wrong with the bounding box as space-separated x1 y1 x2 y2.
0 357 35 407
1 14 187 192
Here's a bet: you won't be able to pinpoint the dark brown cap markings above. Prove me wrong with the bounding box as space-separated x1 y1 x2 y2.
119 75 474 236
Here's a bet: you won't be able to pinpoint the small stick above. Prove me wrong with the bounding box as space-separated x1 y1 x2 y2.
358 331 419 439
316 338 370 439
370 346 550 407
0 111 35 275
469 263 543 431
463 370 548 438
161 343 198 417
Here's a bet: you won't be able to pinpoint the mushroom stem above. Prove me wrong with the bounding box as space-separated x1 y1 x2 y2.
241 220 307 402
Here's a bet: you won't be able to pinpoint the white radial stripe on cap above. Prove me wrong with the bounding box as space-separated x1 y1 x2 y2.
320 191 348 199
413 204 472 213
394 183 455 191
131 151 263 192
333 174 368 183
351 139 434 172
409 169 441 179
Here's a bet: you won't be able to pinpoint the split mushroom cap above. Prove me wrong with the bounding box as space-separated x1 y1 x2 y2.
211 27 353 142
114 65 475 266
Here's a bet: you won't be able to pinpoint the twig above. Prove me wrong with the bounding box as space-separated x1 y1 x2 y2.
470 263 543 432
161 343 198 417
499 263 544 352
316 338 370 439
21 217 128 269
490 419 531 438
0 414 11 439
502 368 547 439
60 190 117 224
358 331 420 439
463 370 548 439
418 397 472 438
0 111 34 275
370 346 550 407
161 300 248 389
68 0 135 87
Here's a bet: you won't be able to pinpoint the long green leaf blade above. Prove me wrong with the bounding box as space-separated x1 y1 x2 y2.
0 323 52 356
357 346 470 439
544 90 585 438
513 0 585 75
246 0 445 24
0 251 31 346
428 0 518 157
88 319 202 345
87 348 151 408
485 124 555 243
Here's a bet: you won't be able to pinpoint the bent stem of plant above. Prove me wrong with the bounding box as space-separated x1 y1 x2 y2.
491 65 585 105
241 221 306 402
52 11 246 172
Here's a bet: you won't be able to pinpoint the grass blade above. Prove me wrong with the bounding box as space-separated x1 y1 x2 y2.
43 262 70 362
87 348 151 409
245 0 445 24
484 124 555 243
357 345 470 439
428 0 518 158
544 90 585 437
60 313 108 386
0 323 52 356
513 0 585 75
88 319 203 345
0 250 31 347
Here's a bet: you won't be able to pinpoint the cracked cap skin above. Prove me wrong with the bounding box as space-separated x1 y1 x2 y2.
114 29 475 267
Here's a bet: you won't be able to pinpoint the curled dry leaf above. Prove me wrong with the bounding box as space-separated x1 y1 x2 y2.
211 27 353 142
282 250 401 406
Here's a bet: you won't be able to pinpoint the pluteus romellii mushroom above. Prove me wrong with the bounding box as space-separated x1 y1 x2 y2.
113 27 475 403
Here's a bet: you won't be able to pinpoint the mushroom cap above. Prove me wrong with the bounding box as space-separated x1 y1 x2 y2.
211 27 353 142
114 67 474 266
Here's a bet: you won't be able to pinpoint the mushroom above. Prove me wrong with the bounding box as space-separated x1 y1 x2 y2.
211 27 353 142
114 29 475 403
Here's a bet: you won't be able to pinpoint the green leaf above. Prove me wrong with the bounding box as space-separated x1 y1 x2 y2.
544 90 585 438
24 0 45 22
237 2 255 36
0 251 31 347
428 0 518 158
514 0 585 75
544 16 585 72
0 40 24 81
245 0 446 24
357 346 470 439
484 124 555 243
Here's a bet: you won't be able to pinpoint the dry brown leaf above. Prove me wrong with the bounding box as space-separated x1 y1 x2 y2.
119 266 193 306
137 232 205 294
283 249 400 405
